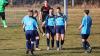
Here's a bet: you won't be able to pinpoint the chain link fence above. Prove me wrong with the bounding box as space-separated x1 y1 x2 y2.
8 0 100 7
3 0 100 27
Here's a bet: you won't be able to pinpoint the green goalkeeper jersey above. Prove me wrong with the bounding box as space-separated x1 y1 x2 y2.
0 0 8 12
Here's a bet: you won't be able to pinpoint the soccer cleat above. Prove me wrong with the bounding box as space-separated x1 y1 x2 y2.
35 48 41 51
87 47 92 53
2 20 7 28
31 50 34 55
47 47 50 50
26 50 29 54
51 46 54 49
4 25 8 28
43 33 45 37
57 48 60 51
84 50 88 53
60 45 63 50
84 47 92 54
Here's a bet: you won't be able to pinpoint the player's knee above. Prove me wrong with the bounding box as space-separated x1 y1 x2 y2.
61 38 64 40
56 37 59 40
61 34 64 40
2 18 5 20
36 36 39 39
56 33 59 37
26 40 30 43
31 41 35 44
46 33 50 38
82 39 86 42
56 33 59 40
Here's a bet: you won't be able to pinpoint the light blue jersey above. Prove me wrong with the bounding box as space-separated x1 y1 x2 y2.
55 13 67 26
32 17 39 30
81 15 92 34
45 15 55 26
22 15 38 31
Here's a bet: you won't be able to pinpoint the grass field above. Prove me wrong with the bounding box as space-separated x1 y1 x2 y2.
0 8 100 56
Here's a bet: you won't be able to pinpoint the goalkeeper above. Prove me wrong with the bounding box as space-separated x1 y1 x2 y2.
0 0 8 28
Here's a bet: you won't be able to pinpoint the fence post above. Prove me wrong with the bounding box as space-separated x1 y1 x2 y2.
64 0 68 16
72 0 74 7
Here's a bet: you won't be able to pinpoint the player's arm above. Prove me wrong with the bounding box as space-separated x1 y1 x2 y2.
42 21 46 27
34 20 42 33
91 17 93 26
22 23 25 32
78 17 85 30
22 17 25 32
42 16 48 27
4 0 9 7
54 16 56 28
78 24 82 30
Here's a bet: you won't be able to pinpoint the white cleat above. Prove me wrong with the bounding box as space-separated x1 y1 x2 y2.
47 47 50 50
43 33 45 36
57 48 60 51
4 26 8 28
35 48 41 51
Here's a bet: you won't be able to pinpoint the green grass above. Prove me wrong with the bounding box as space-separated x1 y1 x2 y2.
0 8 100 56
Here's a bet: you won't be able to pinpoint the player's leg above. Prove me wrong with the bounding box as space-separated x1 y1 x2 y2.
61 26 65 49
30 30 35 55
56 33 60 51
0 12 7 28
84 34 92 53
42 16 46 36
81 35 87 50
25 31 31 54
81 34 92 53
56 26 60 51
35 30 41 51
51 26 55 48
46 26 50 50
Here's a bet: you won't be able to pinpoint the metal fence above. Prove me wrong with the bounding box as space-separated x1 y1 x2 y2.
8 0 100 7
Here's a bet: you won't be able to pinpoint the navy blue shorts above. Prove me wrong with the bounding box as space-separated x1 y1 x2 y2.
56 26 65 34
46 26 55 36
25 30 35 41
81 34 90 39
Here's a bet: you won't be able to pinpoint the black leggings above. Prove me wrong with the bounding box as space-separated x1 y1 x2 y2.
0 12 5 20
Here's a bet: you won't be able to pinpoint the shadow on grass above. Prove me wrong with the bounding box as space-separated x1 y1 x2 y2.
62 46 100 53
1 46 100 56
34 51 69 56
93 51 100 53
34 46 100 56
0 48 17 51
62 46 100 50
67 32 100 36
0 38 11 41
91 33 100 35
